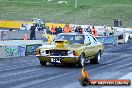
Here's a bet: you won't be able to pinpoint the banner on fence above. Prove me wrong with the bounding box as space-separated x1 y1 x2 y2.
26 44 42 55
5 45 26 57
96 36 118 45
0 45 26 58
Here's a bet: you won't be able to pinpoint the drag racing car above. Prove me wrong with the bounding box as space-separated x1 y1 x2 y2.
36 32 104 67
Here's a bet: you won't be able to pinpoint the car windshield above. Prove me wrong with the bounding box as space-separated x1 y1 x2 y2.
54 34 84 44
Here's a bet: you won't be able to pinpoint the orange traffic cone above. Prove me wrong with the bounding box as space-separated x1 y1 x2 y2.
23 33 28 40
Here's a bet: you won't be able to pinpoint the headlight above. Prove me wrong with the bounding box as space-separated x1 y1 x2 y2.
40 49 46 54
68 50 73 54
35 48 40 55
68 50 76 56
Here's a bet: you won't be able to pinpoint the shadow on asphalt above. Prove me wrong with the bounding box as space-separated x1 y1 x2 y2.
38 62 106 69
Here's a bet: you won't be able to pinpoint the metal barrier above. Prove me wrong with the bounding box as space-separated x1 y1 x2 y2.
0 30 48 41
0 40 43 58
96 36 118 45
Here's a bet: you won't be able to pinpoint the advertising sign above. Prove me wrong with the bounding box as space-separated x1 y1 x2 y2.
26 44 42 55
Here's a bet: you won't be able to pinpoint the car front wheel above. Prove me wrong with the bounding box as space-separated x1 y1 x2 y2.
90 52 101 64
78 54 85 68
40 61 47 66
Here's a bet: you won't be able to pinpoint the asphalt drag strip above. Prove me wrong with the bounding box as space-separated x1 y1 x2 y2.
0 41 132 88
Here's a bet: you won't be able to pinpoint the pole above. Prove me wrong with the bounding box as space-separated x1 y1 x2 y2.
75 14 77 24
75 0 78 8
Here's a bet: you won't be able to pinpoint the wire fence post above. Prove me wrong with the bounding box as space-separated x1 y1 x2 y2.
75 0 78 8
75 14 78 25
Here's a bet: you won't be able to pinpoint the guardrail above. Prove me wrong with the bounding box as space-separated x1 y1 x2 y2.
0 31 48 41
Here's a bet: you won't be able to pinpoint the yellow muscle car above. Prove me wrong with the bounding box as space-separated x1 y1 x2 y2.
36 32 104 67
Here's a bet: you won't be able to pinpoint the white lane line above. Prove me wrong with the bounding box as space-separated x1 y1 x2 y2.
11 72 73 88
0 68 40 78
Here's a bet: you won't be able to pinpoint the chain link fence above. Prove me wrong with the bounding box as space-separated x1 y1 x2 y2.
1 0 132 27
0 11 132 27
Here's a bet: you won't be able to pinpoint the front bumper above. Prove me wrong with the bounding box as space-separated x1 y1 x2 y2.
36 55 79 64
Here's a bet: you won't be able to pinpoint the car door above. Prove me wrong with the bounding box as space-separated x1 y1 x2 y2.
89 35 99 56
84 35 93 58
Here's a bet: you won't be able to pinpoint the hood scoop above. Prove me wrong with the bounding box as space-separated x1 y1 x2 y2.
55 40 70 48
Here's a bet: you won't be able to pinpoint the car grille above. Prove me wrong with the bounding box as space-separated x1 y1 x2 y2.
46 50 68 56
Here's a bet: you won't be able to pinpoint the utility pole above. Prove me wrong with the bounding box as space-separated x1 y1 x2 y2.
75 0 78 8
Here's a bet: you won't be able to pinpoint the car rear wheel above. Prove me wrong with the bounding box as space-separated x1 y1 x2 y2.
90 52 101 64
78 54 85 68
40 61 47 66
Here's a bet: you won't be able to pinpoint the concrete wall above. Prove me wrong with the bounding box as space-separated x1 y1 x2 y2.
0 45 26 58
0 40 43 58
0 40 43 46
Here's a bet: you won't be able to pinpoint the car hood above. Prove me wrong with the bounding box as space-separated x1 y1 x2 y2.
39 40 83 50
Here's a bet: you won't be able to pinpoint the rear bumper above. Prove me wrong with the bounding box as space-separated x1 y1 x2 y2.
36 55 79 64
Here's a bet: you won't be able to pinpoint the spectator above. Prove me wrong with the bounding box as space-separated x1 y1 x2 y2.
75 26 83 33
38 24 45 31
113 19 119 27
64 23 72 33
45 26 50 34
106 27 110 36
58 26 62 34
75 26 79 32
72 26 76 32
55 26 59 35
78 26 83 33
104 25 107 36
92 26 98 36
85 25 91 33
118 18 122 27
9 29 13 31
109 27 114 36
30 23 37 40
50 25 55 35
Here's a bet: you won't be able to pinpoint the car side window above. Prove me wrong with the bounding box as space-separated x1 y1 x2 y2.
92 36 98 42
84 35 91 44
89 35 97 43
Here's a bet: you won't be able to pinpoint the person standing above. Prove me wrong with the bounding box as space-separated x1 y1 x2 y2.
104 25 107 36
92 26 98 36
75 26 83 33
78 26 83 33
113 19 119 27
75 26 79 32
55 26 59 35
30 23 37 40
58 26 62 34
64 23 72 33
50 25 55 35
85 25 91 34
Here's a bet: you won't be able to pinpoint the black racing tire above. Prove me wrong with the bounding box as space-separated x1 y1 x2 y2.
54 63 57 66
90 52 101 64
77 54 85 68
40 61 47 66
